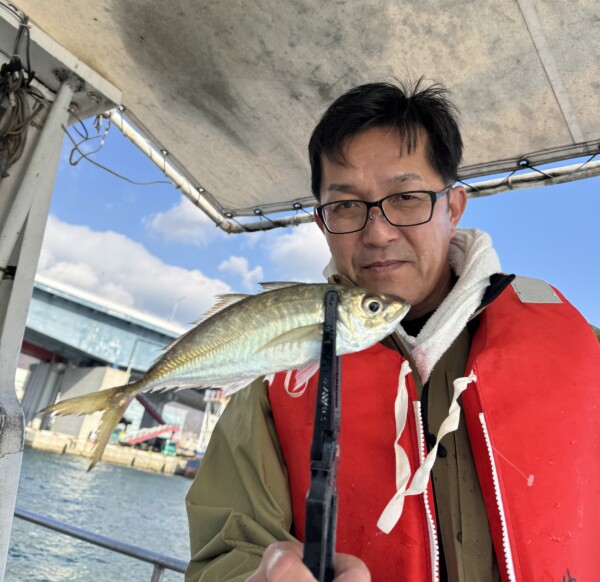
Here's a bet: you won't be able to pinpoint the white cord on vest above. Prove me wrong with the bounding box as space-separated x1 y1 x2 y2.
377 367 476 534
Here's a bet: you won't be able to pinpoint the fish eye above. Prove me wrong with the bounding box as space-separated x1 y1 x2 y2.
362 296 382 314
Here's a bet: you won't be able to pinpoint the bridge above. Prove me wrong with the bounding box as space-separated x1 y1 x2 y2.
19 275 207 436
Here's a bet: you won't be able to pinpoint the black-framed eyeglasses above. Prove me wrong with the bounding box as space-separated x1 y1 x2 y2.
316 186 452 234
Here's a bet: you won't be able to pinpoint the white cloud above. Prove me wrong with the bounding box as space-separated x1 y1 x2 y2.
264 223 331 282
39 216 231 324
41 261 103 292
218 256 264 291
143 196 226 246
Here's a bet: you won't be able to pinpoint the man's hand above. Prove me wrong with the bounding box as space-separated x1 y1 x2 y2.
246 541 371 582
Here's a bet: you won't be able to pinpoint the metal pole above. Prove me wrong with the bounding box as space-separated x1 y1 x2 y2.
14 507 188 575
150 565 165 582
0 79 75 582
109 110 235 232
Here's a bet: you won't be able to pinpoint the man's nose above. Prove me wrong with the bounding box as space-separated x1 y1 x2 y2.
369 204 385 220
362 207 399 243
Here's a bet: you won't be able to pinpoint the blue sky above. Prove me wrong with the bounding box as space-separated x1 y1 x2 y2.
39 119 599 328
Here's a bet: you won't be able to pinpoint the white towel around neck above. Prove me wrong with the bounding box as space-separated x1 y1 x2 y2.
323 228 501 382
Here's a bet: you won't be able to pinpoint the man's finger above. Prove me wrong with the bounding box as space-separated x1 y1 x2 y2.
246 542 371 582
334 552 371 582
246 541 315 582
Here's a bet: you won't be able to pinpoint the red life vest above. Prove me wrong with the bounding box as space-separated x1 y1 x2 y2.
268 281 600 582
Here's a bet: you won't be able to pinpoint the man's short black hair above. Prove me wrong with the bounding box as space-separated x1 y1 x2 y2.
308 79 463 201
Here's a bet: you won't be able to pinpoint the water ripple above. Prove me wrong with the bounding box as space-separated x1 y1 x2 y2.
6 448 191 581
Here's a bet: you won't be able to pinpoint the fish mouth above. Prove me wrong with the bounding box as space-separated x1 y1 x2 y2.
387 306 410 324
382 296 411 323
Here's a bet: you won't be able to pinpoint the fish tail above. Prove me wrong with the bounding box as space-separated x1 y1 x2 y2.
40 382 141 471
86 392 133 471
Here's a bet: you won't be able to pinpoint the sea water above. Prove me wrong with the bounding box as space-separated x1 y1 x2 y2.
6 448 191 582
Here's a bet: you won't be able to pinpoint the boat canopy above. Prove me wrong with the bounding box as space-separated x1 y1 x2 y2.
5 1 600 229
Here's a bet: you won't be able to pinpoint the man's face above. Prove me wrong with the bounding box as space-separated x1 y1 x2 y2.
315 126 466 319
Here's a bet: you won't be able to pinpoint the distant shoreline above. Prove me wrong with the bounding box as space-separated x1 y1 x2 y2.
25 427 190 475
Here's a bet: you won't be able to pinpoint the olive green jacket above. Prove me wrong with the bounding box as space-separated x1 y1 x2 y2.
185 380 294 581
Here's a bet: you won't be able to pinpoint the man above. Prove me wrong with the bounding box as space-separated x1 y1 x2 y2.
186 81 600 581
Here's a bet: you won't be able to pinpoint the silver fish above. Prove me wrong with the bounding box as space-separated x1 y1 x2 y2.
41 282 410 468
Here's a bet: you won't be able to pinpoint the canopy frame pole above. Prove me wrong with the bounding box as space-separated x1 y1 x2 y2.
108 110 237 233
0 79 75 582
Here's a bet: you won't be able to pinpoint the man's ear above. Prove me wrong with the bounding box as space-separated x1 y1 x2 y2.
314 207 325 233
448 186 467 232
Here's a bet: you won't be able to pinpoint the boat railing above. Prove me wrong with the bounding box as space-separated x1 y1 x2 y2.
13 506 188 581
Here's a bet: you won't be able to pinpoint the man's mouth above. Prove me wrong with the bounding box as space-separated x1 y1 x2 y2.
362 260 408 272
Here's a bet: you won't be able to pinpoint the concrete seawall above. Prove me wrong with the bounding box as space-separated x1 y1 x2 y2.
25 428 188 475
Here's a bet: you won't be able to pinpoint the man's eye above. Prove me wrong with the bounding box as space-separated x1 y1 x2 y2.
388 193 426 205
332 201 359 211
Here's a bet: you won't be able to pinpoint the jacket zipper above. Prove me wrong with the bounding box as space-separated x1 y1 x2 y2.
414 400 440 582
479 412 517 582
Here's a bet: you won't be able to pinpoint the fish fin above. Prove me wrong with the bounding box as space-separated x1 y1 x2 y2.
258 323 322 353
284 370 293 392
40 384 132 416
87 392 134 471
193 293 251 325
280 363 319 398
258 282 304 292
40 383 139 471
289 361 320 396
220 377 259 396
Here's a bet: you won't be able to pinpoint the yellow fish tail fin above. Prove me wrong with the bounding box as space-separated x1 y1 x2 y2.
87 393 134 471
40 383 140 470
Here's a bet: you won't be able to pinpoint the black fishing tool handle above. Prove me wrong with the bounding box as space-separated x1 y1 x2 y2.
303 290 341 582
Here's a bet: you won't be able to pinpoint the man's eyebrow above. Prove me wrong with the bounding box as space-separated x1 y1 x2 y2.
326 173 424 194
386 172 423 184
326 183 359 194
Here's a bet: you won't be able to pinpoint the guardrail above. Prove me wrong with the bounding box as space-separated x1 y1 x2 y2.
14 507 188 581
